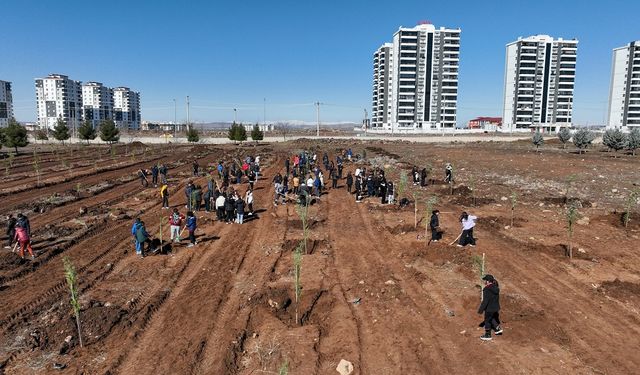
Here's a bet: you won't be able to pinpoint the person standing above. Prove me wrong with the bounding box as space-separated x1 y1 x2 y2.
331 168 338 189
386 181 394 205
421 168 428 187
235 196 245 224
160 184 169 209
216 193 226 221
458 212 477 247
245 189 254 216
185 211 197 247
131 218 142 252
285 158 290 176
346 172 353 194
151 164 159 187
159 164 168 184
225 193 236 224
135 221 150 257
430 210 442 242
5 214 17 249
192 161 199 176
185 181 194 211
478 274 502 341
169 208 185 242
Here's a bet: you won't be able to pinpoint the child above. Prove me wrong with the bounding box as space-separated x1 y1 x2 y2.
169 208 185 242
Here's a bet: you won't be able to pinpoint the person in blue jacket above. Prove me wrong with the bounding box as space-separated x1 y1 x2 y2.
131 218 142 253
186 211 197 247
134 220 150 257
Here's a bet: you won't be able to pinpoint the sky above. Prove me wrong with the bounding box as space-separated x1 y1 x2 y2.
2 0 639 126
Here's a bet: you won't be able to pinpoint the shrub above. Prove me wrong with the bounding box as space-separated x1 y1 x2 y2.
572 128 595 154
627 127 640 156
602 129 627 154
558 127 571 149
186 128 200 143
532 131 544 150
251 124 264 142
78 120 97 144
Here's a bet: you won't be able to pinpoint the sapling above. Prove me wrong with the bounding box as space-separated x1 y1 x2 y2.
510 191 518 227
566 203 579 259
278 360 289 375
398 171 408 204
413 191 418 228
158 216 168 251
8 151 15 167
623 189 639 228
425 196 437 243
75 183 82 197
564 174 576 201
63 257 83 348
33 149 41 186
469 175 476 206
471 253 486 301
293 242 303 326
295 202 310 254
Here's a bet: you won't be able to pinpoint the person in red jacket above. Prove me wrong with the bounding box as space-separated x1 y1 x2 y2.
14 226 34 260
169 208 185 242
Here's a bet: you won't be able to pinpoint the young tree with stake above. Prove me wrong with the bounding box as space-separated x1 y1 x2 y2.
510 191 518 227
566 203 579 259
293 242 303 325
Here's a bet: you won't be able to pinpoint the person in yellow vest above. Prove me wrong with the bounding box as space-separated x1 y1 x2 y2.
160 184 169 209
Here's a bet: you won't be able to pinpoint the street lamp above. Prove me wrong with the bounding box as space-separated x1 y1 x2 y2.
234 108 237 124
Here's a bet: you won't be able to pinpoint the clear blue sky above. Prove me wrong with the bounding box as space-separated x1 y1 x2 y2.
2 0 639 125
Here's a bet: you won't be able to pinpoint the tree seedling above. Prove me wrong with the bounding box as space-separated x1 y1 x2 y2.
566 203 580 259
293 242 303 326
63 257 83 348
510 191 518 228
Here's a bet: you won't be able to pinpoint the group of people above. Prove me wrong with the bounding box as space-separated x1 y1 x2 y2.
4 213 34 260
138 163 169 187
348 167 394 204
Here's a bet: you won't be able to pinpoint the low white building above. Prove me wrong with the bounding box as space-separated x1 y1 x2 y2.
607 41 640 130
0 80 12 127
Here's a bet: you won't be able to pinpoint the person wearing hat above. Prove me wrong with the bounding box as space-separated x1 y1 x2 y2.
478 274 503 341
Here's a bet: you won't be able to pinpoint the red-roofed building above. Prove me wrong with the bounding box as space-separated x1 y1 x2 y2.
468 117 502 130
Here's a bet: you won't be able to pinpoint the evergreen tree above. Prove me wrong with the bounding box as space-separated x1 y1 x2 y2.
35 129 49 143
532 131 544 151
602 129 627 154
236 123 247 142
52 118 71 144
78 120 97 144
572 128 595 154
228 122 238 141
627 127 640 156
251 123 264 142
3 118 29 154
99 119 120 144
558 127 571 149
186 127 200 143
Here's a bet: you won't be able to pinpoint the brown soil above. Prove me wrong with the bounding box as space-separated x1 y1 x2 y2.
1 140 640 374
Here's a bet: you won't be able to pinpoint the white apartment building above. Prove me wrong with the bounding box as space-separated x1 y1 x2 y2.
607 41 640 130
371 43 393 129
82 82 113 128
502 35 578 133
0 80 12 127
35 74 83 130
371 23 461 133
113 87 141 130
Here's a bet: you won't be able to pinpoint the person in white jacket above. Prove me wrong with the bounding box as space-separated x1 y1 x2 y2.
215 194 226 221
458 212 477 247
245 189 254 216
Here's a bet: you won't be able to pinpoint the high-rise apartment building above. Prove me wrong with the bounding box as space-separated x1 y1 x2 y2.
371 23 461 133
0 80 12 127
607 41 640 130
35 74 83 129
502 35 578 133
113 87 141 130
82 82 113 128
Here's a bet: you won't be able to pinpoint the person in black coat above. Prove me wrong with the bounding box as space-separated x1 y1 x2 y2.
478 274 502 340
429 210 442 242
346 172 353 194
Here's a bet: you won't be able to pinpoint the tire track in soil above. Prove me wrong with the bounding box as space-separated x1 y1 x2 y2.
324 185 477 374
0 149 225 369
0 149 218 289
115 159 280 374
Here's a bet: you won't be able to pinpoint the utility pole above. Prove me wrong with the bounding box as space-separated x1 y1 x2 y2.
315 101 320 137
186 96 190 131
234 108 237 124
263 98 266 126
173 98 177 137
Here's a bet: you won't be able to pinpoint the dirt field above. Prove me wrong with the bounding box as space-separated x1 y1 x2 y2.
0 140 639 375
